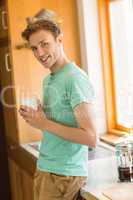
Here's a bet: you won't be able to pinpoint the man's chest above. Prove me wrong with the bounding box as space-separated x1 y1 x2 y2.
43 82 71 110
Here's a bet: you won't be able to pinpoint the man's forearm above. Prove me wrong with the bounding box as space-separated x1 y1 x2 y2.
43 119 96 147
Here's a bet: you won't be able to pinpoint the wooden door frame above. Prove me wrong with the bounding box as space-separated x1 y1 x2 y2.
0 82 11 200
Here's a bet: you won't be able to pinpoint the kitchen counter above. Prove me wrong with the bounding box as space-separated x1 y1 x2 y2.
20 141 133 200
80 150 133 200
21 140 115 159
81 156 118 199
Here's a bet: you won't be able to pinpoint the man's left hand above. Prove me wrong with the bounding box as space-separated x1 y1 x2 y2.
19 103 47 130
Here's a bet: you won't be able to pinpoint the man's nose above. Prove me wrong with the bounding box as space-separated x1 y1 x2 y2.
37 46 44 57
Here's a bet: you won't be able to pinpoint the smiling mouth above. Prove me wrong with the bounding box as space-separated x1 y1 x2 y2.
41 56 50 64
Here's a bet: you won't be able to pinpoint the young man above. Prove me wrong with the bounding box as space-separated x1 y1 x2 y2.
19 9 96 200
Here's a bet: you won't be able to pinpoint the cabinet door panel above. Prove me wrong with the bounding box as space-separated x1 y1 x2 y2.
8 158 23 200
0 46 18 142
6 0 47 143
21 169 34 200
0 5 8 39
8 158 34 200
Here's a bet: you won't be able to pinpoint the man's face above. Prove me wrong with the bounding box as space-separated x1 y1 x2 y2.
29 29 62 69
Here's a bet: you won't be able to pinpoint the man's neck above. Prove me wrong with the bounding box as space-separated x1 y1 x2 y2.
50 56 70 74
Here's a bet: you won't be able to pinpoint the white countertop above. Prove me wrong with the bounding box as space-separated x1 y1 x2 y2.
21 141 40 158
21 141 118 199
21 140 115 159
81 156 118 199
81 155 133 200
21 141 133 199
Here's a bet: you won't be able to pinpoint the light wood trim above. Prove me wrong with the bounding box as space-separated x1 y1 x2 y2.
100 133 124 146
98 0 131 137
108 128 128 136
116 124 130 133
97 0 117 132
109 0 121 2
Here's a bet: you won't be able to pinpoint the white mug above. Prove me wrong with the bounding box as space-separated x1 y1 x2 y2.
20 97 38 110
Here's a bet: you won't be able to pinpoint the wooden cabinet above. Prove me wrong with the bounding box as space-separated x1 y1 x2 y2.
1 0 46 144
0 1 81 199
8 158 34 200
0 0 81 145
0 2 8 39
0 46 18 141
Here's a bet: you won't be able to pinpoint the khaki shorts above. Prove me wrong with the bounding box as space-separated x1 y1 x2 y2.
34 169 87 200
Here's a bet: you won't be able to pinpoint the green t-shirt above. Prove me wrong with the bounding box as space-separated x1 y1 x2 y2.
37 62 94 176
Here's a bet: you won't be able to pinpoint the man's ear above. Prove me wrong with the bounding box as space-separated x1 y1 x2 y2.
57 33 63 43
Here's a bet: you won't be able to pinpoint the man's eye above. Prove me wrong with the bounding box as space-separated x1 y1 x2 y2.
31 47 37 51
41 42 48 47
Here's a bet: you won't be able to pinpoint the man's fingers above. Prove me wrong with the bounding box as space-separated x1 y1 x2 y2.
19 108 35 118
36 99 42 111
20 105 33 112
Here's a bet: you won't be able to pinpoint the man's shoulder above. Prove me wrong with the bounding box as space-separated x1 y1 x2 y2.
63 62 87 76
66 65 89 83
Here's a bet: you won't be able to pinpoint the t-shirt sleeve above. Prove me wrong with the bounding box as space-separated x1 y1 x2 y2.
67 74 95 109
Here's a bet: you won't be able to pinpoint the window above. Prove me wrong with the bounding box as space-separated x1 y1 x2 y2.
77 0 133 137
97 0 133 134
109 0 133 129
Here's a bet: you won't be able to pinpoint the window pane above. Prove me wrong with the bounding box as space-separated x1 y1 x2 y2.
109 0 133 127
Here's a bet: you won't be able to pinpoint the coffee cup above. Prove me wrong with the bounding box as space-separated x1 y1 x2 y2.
20 97 38 110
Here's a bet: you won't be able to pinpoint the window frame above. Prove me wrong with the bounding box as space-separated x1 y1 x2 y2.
98 0 130 135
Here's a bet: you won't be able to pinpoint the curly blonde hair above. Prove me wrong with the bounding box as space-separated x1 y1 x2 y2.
22 9 62 41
